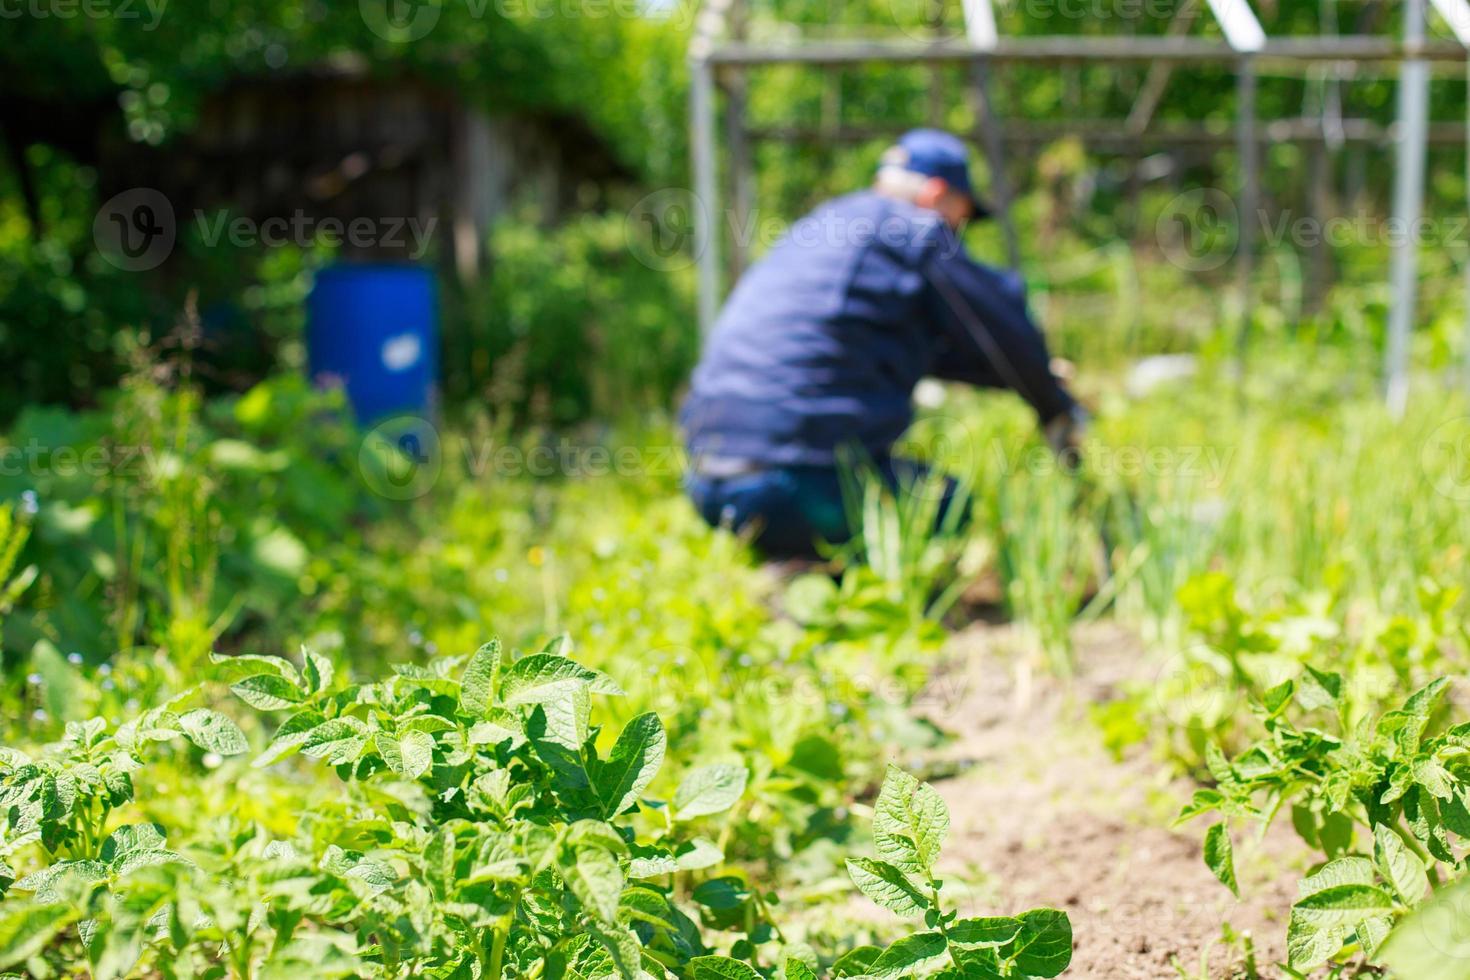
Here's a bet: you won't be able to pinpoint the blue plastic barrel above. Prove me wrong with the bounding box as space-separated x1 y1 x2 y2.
306 263 438 425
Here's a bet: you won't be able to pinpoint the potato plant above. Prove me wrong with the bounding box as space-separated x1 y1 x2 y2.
229 636 778 976
2 638 1070 978
1182 673 1470 975
695 765 1072 980
0 698 250 974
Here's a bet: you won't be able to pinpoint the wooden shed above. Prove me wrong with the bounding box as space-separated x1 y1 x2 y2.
102 56 632 281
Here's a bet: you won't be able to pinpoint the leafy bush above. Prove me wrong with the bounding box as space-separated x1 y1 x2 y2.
1183 674 1470 974
449 215 697 425
1 369 366 671
0 639 1069 977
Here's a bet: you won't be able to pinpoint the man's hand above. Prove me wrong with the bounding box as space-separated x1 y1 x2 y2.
1044 404 1089 470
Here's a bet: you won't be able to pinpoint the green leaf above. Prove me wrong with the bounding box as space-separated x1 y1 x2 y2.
1286 884 1396 970
1381 764 1414 805
593 712 665 819
100 823 167 866
100 822 186 878
177 709 248 756
674 764 748 820
500 654 623 707
530 685 592 753
832 946 882 976
12 860 108 902
1203 823 1238 897
397 714 456 735
784 959 819 980
380 730 435 780
345 860 396 893
689 956 763 980
692 876 750 911
0 901 79 969
586 923 642 979
949 916 1022 950
302 648 335 695
868 931 947 978
845 857 931 918
112 847 188 877
1406 787 1456 863
1379 875 1470 979
555 934 613 980
618 886 682 936
253 710 326 768
873 765 949 874
1414 756 1456 801
231 674 304 711
1299 856 1376 898
1297 666 1343 711
1007 908 1073 977
1402 678 1450 730
673 837 724 871
627 853 680 879
1262 679 1295 716
467 709 524 748
210 652 301 686
564 844 624 925
459 639 501 715
299 718 368 766
1356 913 1393 958
1203 742 1233 784
1374 824 1428 905
422 828 455 898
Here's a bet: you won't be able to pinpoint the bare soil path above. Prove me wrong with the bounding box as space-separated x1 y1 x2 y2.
907 620 1309 979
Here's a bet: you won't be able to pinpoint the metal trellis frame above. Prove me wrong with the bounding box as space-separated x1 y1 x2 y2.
688 0 1470 410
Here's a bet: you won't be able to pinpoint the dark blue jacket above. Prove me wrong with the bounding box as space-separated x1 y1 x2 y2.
680 191 1075 466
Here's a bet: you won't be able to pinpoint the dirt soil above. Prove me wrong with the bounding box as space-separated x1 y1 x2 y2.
902 620 1310 979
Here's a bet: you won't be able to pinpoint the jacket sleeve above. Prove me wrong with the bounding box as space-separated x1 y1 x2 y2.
920 247 1075 424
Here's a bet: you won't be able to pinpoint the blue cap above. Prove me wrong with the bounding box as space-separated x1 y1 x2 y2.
880 128 991 219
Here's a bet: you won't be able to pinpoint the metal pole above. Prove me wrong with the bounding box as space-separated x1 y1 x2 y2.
1387 0 1430 415
691 57 721 338
723 0 752 282
971 59 1021 270
1236 58 1258 361
1464 55 1470 390
723 76 752 282
706 36 1470 67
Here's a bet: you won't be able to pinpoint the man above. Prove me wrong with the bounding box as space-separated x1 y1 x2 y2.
680 128 1084 558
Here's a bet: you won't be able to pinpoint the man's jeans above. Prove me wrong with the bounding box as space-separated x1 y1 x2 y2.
685 456 967 559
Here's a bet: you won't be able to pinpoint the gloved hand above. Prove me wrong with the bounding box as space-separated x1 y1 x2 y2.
1044 403 1089 470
